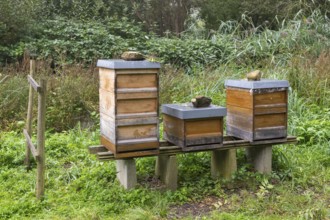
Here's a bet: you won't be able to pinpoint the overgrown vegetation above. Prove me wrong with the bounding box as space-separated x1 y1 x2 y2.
1 2 330 219
0 62 329 218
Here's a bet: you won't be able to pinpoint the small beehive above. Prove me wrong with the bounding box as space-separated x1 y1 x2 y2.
225 79 290 141
162 104 227 151
97 59 161 158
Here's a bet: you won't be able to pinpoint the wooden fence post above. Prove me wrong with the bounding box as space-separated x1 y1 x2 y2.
25 59 36 168
36 79 46 199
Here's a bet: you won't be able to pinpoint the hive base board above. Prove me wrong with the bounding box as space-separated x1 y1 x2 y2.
164 133 223 151
182 143 223 152
100 135 159 159
227 125 287 142
114 149 159 159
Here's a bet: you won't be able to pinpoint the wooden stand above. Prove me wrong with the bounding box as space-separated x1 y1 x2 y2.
211 149 237 179
116 159 137 189
246 146 272 174
90 137 297 190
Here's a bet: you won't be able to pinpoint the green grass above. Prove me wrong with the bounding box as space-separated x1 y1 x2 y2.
1 12 329 219
1 61 329 219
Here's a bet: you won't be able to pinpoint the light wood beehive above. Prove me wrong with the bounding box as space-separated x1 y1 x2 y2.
225 79 290 141
97 59 161 158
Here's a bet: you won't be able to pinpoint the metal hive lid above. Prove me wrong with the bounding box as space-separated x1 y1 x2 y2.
162 103 227 120
97 59 161 69
225 79 290 89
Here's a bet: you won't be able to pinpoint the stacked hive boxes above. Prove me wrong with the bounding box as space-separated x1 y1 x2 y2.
97 59 161 158
162 103 227 151
225 79 289 141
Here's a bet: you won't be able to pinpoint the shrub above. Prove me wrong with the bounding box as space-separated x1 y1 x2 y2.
27 18 148 64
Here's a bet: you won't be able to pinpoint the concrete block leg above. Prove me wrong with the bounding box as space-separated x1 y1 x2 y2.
155 155 168 182
211 149 237 180
246 145 272 174
155 155 178 190
116 159 137 189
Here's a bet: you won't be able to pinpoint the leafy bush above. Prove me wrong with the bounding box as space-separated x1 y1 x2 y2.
295 106 330 145
0 0 40 64
28 18 148 64
147 38 229 69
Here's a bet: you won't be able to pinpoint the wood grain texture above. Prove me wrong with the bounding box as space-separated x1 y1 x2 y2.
163 114 185 142
25 60 36 168
116 74 157 88
254 91 286 106
94 136 297 160
100 135 116 153
164 115 224 148
226 105 253 132
226 87 288 141
116 112 157 119
185 118 222 135
182 141 223 151
115 69 159 74
254 126 287 140
116 116 158 126
185 134 222 146
99 89 115 117
100 113 116 143
117 140 159 152
226 125 254 141
99 68 115 91
117 124 157 140
117 98 158 114
254 104 287 115
98 66 159 158
117 89 158 100
36 79 46 200
23 129 39 159
114 149 159 159
254 113 286 128
27 75 41 93
226 88 253 109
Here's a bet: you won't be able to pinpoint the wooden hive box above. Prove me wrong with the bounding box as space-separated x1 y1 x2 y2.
225 79 290 141
162 104 227 151
97 59 161 158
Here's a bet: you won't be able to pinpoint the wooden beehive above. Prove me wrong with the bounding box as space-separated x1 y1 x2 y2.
97 59 161 158
225 79 290 141
162 104 227 151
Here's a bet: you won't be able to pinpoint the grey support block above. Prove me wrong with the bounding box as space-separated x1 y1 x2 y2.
116 159 137 189
246 146 272 174
155 155 168 182
211 149 237 180
155 155 178 190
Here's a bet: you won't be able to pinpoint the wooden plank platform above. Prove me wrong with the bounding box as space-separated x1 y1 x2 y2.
89 136 297 161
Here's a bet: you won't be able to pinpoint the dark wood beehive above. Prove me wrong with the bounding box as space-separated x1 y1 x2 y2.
162 104 227 151
225 79 290 141
97 59 161 158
